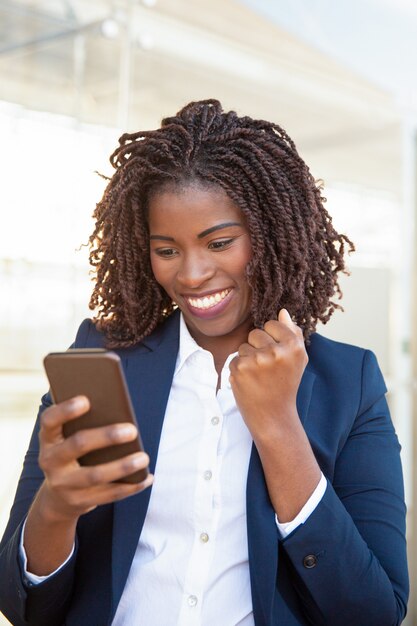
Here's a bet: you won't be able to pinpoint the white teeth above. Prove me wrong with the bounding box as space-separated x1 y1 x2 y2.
187 289 231 310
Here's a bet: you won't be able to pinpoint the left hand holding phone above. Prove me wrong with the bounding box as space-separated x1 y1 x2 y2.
23 395 152 576
37 394 153 522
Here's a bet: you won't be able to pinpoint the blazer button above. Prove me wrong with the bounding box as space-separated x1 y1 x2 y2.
303 554 317 569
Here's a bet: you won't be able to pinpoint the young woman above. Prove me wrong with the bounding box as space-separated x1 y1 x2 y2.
0 100 408 625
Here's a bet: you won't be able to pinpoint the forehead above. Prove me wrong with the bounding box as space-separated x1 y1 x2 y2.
147 183 244 231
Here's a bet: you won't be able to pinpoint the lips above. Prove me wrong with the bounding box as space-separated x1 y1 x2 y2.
182 288 234 319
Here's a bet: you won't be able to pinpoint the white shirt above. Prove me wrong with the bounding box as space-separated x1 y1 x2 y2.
22 314 326 626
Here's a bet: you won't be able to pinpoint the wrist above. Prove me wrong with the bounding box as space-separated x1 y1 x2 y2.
256 437 322 522
24 501 77 577
250 406 302 447
253 420 321 488
31 483 81 527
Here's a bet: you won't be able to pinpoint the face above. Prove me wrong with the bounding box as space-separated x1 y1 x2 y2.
148 183 253 354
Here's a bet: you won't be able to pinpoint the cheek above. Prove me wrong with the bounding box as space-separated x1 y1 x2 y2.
150 256 177 297
149 253 157 278
150 256 167 288
233 243 253 282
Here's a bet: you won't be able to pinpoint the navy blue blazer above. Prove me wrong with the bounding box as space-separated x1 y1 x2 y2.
0 311 409 625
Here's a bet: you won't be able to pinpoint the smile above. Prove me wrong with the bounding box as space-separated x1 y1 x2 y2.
186 289 232 310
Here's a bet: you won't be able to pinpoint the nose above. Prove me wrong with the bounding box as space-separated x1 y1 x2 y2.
176 251 215 289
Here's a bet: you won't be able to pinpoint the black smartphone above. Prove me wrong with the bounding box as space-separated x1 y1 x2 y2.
43 349 148 483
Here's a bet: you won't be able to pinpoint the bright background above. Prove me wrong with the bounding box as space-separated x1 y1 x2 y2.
1 0 416 623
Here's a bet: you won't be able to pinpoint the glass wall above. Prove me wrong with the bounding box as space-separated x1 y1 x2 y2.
1 1 415 623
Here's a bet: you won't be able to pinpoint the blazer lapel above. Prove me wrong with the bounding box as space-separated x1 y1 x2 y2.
110 312 180 619
246 365 316 625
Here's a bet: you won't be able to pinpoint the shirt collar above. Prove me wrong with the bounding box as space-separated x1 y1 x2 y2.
174 314 239 384
174 313 207 376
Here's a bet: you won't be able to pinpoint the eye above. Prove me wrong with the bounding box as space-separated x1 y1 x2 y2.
154 247 178 258
208 238 234 251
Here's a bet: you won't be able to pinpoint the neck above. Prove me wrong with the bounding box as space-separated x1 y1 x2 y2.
193 329 251 377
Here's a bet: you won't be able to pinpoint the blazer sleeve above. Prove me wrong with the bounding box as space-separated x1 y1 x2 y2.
0 320 93 626
280 350 409 625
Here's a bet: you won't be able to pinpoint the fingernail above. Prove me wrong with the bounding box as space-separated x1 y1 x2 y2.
130 453 145 467
72 396 89 410
115 424 137 439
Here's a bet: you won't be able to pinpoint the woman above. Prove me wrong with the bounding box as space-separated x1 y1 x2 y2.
0 100 408 625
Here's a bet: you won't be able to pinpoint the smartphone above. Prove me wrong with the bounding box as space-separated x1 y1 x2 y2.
43 349 148 483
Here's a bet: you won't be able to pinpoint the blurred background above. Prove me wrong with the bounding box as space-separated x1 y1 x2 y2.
0 0 416 623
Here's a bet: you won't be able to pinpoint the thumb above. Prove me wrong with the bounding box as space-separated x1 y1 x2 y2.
278 308 294 327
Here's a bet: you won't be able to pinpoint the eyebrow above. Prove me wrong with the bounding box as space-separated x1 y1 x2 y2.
149 234 175 241
149 222 242 242
197 222 242 238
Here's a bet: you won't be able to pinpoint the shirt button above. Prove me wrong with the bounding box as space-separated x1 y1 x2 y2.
203 470 212 480
211 416 220 425
303 554 317 569
188 595 198 607
200 532 209 543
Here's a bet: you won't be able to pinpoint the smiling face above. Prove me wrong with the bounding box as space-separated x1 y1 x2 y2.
148 183 253 356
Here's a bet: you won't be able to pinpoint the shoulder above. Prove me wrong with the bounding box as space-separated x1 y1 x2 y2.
73 318 106 348
72 311 181 351
307 333 386 411
307 332 367 368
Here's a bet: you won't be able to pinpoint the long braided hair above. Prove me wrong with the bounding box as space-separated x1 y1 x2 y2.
89 99 354 347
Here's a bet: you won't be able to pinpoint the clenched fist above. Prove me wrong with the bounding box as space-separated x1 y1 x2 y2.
229 308 308 440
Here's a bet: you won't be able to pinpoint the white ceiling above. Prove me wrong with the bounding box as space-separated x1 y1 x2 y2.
0 0 406 195
240 0 417 101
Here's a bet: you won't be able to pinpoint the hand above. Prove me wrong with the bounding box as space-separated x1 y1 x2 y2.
229 309 308 441
36 395 153 524
229 310 320 522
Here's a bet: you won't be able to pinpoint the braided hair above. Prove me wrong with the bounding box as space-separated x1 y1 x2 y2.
89 99 354 347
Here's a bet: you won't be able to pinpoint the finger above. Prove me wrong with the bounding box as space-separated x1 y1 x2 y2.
238 342 257 357
85 473 154 506
40 396 91 444
263 318 294 342
278 309 304 338
247 328 275 349
45 423 139 466
65 451 150 488
62 473 154 512
278 308 295 328
264 309 303 342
